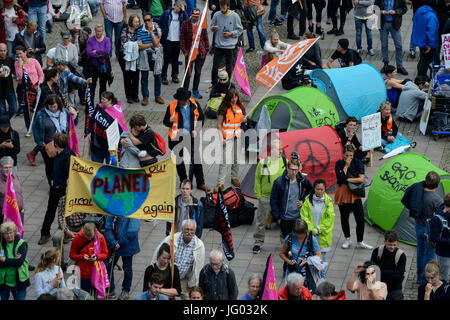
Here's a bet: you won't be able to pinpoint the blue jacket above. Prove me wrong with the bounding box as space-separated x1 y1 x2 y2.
166 195 204 238
412 5 439 48
430 204 450 258
270 170 313 222
159 8 189 41
104 216 141 257
32 108 78 149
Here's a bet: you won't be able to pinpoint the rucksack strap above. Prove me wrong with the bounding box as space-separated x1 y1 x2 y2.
377 245 403 267
78 238 94 255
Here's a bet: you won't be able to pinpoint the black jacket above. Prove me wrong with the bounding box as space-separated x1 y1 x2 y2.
163 99 204 149
0 128 20 166
430 204 450 258
337 128 362 151
198 263 238 300
52 147 75 189
375 0 407 30
335 158 365 185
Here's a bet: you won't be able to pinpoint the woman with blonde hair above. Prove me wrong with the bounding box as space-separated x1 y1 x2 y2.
378 101 401 147
263 30 288 63
418 261 450 300
34 247 66 298
0 221 30 300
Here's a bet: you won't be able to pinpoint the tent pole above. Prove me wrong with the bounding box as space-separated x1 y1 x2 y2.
370 149 373 168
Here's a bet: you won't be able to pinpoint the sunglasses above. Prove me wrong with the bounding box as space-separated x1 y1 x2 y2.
144 19 152 22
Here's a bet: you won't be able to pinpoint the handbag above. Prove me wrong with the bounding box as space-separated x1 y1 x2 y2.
257 4 266 17
45 141 58 158
347 169 365 197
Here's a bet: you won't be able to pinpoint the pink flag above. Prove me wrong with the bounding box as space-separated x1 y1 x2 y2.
102 101 128 133
233 47 252 98
261 254 278 300
68 113 80 157
2 169 24 238
91 231 109 300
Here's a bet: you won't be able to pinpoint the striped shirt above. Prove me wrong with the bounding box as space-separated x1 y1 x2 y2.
99 0 126 23
137 25 160 53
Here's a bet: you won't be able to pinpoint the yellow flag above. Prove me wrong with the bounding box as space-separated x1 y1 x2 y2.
64 156 176 221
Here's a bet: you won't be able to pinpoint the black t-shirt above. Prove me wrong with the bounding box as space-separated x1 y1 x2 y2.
331 49 362 67
137 127 159 157
0 56 15 98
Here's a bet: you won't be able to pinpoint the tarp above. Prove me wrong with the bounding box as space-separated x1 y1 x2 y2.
240 126 343 198
65 156 176 220
249 86 340 132
310 63 387 121
364 153 450 245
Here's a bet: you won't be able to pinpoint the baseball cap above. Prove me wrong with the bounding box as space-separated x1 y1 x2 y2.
61 30 71 39
191 8 201 16
0 115 11 128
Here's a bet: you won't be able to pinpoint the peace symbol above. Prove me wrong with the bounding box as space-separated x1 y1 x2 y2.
294 139 331 176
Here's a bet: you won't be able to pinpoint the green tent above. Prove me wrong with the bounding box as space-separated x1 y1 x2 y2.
364 153 450 245
250 86 340 131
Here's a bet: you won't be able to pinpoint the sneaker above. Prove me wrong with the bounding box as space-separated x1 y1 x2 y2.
368 49 375 56
162 77 169 85
356 241 374 250
326 17 331 25
409 50 416 58
327 28 337 35
341 238 351 249
172 77 180 84
335 28 344 36
397 67 409 76
246 47 255 53
252 245 261 254
356 49 362 54
107 291 117 300
279 15 286 21
193 90 203 99
308 24 314 32
118 291 130 300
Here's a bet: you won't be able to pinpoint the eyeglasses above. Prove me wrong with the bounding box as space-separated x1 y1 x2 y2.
144 19 152 22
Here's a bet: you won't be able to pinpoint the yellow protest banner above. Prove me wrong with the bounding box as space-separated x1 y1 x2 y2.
64 156 176 221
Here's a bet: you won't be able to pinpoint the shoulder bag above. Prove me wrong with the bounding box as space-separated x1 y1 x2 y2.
347 169 365 197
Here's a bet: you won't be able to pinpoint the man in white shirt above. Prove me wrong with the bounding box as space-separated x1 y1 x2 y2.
99 0 127 57
159 0 188 85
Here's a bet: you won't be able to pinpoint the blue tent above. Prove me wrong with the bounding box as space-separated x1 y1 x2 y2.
310 63 387 121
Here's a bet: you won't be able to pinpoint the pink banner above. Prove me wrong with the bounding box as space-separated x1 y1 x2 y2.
91 231 109 300
233 47 252 98
68 113 80 157
2 169 24 238
261 255 278 300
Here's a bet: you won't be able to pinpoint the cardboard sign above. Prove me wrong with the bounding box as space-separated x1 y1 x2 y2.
106 119 120 151
419 96 432 135
361 112 381 151
443 34 450 69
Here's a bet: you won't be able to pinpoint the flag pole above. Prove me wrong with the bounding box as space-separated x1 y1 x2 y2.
57 216 66 288
245 89 272 120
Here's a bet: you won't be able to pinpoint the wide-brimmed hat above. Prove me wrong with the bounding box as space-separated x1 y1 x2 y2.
173 88 191 101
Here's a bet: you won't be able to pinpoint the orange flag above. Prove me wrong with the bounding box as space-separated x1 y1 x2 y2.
255 38 319 91
187 0 208 67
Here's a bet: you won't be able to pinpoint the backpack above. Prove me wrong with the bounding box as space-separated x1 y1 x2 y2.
201 196 256 229
209 187 245 211
152 131 166 156
351 49 362 65
425 213 450 248
376 246 404 267
261 156 287 184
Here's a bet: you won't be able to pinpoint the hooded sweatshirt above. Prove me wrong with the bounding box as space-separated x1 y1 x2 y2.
396 81 427 121
210 10 243 49
412 5 439 48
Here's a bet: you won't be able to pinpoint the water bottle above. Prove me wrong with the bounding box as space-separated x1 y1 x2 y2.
321 30 325 40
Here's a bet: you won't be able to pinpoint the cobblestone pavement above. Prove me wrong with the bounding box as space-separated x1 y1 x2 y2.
12 1 449 300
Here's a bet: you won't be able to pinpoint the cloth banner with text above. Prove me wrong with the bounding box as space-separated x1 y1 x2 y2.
64 156 176 221
255 38 319 91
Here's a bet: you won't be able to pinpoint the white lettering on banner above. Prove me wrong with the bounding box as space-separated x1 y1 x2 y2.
262 64 283 81
361 112 381 151
443 34 450 69
278 42 308 65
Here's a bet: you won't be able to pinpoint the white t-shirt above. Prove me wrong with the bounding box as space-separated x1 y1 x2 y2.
167 12 180 42
4 8 19 42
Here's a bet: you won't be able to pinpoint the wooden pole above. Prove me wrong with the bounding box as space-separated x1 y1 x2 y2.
57 216 66 288
106 250 116 300
370 149 373 168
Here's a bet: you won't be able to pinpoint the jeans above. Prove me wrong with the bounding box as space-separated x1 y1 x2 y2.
246 12 267 49
183 56 205 92
91 147 111 164
0 286 27 300
0 92 17 119
162 40 180 79
268 0 286 20
415 222 436 284
28 5 47 42
437 255 450 282
109 255 133 293
87 0 99 16
380 22 403 68
104 18 123 57
6 40 14 58
141 71 162 99
355 18 373 50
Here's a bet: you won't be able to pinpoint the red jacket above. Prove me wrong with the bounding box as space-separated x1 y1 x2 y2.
278 284 314 300
69 231 109 279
